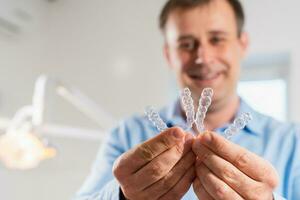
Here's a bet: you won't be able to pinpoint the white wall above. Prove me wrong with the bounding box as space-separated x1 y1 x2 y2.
0 0 300 200
242 0 300 122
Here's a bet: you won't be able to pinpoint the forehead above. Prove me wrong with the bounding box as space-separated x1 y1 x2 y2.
164 0 238 41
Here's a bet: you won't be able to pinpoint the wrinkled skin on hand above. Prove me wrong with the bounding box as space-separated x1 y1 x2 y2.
192 131 279 200
113 127 196 200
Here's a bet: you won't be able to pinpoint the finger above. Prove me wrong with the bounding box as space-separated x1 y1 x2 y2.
159 165 195 200
193 178 214 200
141 150 196 199
128 133 194 190
115 127 185 176
194 131 278 185
128 141 185 191
182 133 194 155
195 145 265 200
196 162 244 200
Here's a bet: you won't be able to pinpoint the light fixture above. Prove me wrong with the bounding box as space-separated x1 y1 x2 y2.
0 75 115 170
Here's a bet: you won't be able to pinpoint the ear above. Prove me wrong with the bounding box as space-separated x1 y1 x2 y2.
238 32 249 58
163 43 173 69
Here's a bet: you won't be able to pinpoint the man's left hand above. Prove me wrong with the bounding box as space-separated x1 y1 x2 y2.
192 131 279 200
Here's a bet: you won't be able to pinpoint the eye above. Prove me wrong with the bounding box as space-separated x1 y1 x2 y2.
178 40 198 51
210 36 225 45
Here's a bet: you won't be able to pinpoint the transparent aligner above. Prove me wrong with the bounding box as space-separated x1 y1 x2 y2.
195 88 213 133
181 88 195 130
145 106 168 132
224 112 252 139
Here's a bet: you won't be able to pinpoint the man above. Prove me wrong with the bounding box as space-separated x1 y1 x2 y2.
75 0 300 199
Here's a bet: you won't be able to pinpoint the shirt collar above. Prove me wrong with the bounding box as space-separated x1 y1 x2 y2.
237 99 265 136
162 97 265 136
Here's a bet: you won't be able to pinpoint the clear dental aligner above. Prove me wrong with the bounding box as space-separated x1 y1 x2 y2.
145 106 168 132
195 88 213 133
224 112 252 139
180 88 195 130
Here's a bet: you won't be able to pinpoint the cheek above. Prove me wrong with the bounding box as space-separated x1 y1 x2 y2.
171 50 193 71
220 46 241 77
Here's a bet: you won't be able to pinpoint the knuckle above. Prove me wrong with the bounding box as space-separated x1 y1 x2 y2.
260 165 271 180
268 172 279 188
160 134 173 149
234 151 249 168
139 143 156 161
121 185 136 199
215 184 229 199
148 162 165 180
174 143 184 155
249 184 271 200
222 165 238 182
161 175 174 191
261 164 279 188
203 172 213 184
112 156 124 179
200 151 213 162
257 161 279 188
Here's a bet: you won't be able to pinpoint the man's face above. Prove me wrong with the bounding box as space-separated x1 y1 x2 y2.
164 0 248 108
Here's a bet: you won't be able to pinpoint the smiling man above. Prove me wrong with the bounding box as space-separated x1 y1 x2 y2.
74 0 300 200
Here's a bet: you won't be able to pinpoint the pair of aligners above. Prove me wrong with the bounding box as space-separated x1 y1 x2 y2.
181 87 213 134
145 88 252 139
145 87 212 134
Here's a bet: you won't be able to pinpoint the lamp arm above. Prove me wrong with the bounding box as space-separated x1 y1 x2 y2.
7 106 33 134
56 83 115 129
32 75 48 128
31 75 115 130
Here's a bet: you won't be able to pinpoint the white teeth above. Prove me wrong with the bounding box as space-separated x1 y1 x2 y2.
190 72 219 81
205 73 220 79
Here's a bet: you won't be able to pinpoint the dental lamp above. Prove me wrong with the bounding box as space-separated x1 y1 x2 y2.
0 75 115 170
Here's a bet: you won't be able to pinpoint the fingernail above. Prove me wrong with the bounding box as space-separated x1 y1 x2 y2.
201 132 212 144
172 128 184 139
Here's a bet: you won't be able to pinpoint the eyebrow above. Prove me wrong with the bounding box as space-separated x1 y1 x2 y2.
177 31 229 41
177 35 195 41
208 30 229 36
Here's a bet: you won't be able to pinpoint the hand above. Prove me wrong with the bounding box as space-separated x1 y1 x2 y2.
192 131 279 200
113 127 196 200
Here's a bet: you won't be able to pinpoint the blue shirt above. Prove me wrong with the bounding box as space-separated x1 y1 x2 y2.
74 99 300 200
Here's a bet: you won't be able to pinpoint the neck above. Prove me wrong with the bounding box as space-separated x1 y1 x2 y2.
204 95 240 131
180 94 240 132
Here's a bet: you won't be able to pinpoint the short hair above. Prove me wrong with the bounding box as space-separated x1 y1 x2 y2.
159 0 245 37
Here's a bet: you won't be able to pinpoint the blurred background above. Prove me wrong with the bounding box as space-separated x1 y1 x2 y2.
0 0 299 199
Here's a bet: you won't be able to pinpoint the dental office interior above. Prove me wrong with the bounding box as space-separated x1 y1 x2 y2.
0 0 300 199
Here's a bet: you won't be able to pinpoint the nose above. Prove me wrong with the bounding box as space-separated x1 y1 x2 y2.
195 44 214 64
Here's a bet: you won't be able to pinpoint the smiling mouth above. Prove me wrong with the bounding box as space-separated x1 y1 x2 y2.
189 72 221 81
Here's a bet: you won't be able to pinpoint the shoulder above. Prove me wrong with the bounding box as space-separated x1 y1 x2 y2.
252 110 300 147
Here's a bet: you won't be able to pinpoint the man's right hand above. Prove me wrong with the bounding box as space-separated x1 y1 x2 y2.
113 127 196 200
